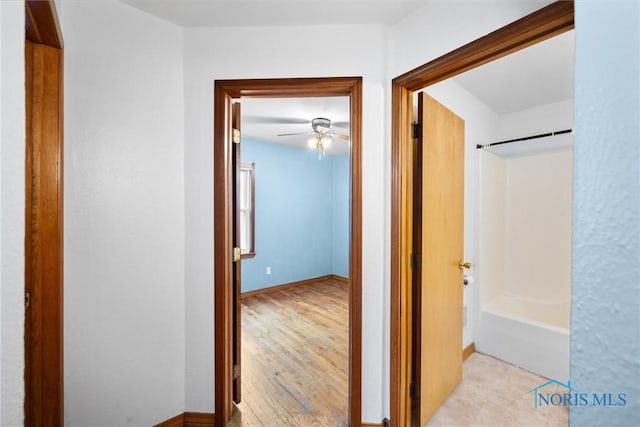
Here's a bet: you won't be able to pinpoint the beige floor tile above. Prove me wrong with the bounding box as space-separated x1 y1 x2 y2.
427 353 568 427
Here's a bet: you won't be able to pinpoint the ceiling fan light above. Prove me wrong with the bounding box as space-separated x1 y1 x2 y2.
311 117 331 134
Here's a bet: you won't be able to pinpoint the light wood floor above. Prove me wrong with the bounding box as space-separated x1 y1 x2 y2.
233 278 349 426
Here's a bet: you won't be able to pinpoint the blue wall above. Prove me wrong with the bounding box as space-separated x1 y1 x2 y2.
241 138 349 292
571 1 640 425
332 153 350 278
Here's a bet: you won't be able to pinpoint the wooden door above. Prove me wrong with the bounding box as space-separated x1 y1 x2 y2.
232 101 242 403
414 92 464 426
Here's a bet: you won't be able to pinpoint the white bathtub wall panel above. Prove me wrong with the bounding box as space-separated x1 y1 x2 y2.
484 295 569 330
476 311 569 381
503 150 573 306
477 150 506 307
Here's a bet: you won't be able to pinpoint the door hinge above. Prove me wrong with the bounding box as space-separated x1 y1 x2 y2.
412 122 422 139
25 292 31 308
410 253 420 270
233 128 241 144
233 247 241 262
410 382 420 400
233 364 241 379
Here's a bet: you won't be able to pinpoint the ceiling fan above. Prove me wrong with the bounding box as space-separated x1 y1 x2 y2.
276 117 349 159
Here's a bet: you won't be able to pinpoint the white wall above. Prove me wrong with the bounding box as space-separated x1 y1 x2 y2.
387 0 556 81
59 1 186 425
0 2 25 425
498 99 574 139
571 0 640 424
423 80 499 348
183 24 387 421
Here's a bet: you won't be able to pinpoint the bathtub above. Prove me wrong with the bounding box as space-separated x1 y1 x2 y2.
475 294 570 380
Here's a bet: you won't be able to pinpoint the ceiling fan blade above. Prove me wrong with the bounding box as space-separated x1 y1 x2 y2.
330 132 350 141
244 115 310 125
277 132 311 137
331 121 350 128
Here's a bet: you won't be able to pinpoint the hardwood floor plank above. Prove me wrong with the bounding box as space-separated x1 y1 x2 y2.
236 278 349 426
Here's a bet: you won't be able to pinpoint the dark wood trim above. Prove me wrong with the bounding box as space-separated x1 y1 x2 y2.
25 0 63 49
154 412 216 427
241 274 335 299
410 96 424 426
389 2 574 426
331 274 349 284
390 81 414 427
240 252 256 259
349 77 363 427
463 343 475 361
231 101 242 404
213 81 234 425
24 0 64 424
154 413 184 427
362 423 384 427
184 412 216 427
393 1 574 91
214 77 363 427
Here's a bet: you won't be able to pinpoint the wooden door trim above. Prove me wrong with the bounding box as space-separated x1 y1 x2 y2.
389 2 573 426
26 0 63 48
24 0 64 425
213 77 363 427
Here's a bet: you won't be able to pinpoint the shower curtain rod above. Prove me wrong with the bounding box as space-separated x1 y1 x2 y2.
476 128 572 149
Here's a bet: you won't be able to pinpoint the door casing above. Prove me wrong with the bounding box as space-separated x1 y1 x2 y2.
24 1 64 425
213 77 363 427
389 2 574 426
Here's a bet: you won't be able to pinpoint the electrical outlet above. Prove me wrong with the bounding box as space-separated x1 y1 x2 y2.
266 266 271 275
463 305 467 326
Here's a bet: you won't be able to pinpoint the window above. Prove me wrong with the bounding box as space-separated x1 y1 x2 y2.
240 162 255 257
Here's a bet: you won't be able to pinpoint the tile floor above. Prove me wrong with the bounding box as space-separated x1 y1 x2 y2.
427 352 568 426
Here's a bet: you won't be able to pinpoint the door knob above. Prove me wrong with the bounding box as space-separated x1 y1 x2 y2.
458 260 472 270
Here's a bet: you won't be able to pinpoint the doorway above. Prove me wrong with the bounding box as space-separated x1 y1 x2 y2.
389 2 574 426
213 77 363 427
237 96 351 424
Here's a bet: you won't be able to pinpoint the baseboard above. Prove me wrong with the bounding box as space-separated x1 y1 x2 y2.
155 412 215 427
241 274 340 299
463 342 475 361
184 412 215 427
362 423 384 427
331 274 349 284
155 413 184 427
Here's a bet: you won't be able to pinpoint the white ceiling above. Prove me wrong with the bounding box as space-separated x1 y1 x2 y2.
121 0 424 27
453 30 575 114
241 97 351 155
